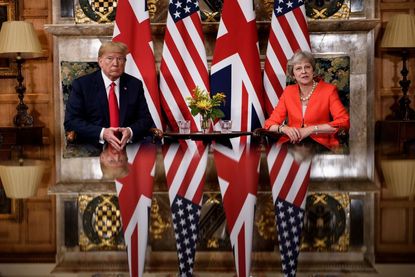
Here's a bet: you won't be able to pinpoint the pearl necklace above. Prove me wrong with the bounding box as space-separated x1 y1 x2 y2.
299 81 317 102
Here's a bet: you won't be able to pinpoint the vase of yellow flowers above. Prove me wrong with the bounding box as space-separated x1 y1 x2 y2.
186 87 226 133
200 115 211 133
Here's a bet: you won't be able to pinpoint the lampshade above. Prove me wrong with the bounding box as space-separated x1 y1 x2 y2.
381 159 415 197
0 21 42 59
0 159 45 199
381 14 415 48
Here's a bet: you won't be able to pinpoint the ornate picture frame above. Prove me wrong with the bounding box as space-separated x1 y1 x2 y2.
0 0 17 78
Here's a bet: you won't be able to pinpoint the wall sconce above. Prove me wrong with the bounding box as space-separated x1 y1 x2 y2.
381 14 415 120
0 21 42 127
0 159 45 199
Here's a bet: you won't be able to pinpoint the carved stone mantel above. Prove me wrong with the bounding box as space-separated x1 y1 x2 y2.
44 19 380 36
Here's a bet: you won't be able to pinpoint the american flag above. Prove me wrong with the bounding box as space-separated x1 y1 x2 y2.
263 2 311 276
210 0 265 276
113 0 162 276
161 142 208 276
159 0 209 275
275 196 305 277
159 0 209 128
267 143 312 277
263 0 310 114
171 195 201 276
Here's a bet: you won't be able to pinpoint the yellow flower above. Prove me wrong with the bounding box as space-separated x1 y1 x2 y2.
186 86 226 120
212 93 226 102
196 99 213 111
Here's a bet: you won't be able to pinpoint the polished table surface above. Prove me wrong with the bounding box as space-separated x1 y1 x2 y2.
163 131 253 142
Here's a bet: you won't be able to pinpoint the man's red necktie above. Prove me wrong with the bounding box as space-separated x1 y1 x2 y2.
108 82 119 127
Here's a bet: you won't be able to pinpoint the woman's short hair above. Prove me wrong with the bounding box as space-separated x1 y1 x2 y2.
98 41 129 58
286 50 316 79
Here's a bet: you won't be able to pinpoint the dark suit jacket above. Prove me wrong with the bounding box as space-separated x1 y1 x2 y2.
64 70 154 145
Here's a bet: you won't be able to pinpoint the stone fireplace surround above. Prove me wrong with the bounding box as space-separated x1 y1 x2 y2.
45 0 379 275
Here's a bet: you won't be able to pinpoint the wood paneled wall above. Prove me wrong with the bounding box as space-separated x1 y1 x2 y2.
0 0 55 262
376 0 415 262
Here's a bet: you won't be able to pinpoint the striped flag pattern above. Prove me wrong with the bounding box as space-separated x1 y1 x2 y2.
267 143 311 276
263 0 311 114
210 0 265 276
113 0 162 276
161 142 208 276
159 0 209 275
263 1 311 276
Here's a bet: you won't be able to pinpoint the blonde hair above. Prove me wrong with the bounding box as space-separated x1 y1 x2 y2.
100 161 130 179
286 50 316 79
98 41 129 58
99 147 130 179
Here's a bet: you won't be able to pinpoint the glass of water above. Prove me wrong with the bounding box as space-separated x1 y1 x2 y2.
178 120 191 134
220 119 232 133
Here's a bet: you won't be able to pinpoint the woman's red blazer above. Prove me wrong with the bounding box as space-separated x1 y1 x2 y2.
264 80 350 150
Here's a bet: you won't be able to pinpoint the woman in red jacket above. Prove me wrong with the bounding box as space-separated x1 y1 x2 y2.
264 50 350 151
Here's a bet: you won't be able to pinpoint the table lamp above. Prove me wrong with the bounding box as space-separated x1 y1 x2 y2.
381 14 415 120
0 21 42 127
0 159 45 199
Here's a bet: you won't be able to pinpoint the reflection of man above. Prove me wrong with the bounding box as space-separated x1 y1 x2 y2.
100 144 129 179
64 41 161 152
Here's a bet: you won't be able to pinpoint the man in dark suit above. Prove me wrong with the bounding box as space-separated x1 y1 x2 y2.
64 41 161 152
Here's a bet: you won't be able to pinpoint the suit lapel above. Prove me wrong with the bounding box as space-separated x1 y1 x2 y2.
96 71 110 126
293 85 303 121
119 74 128 126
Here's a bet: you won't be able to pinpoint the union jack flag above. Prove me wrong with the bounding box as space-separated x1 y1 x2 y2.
116 143 157 277
210 0 265 276
263 0 310 114
159 0 209 275
263 1 311 276
113 0 162 276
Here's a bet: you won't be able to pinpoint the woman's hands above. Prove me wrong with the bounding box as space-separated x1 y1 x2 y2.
279 125 314 143
280 126 300 143
276 123 336 143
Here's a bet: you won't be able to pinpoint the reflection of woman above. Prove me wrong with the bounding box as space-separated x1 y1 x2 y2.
264 51 350 277
264 50 350 150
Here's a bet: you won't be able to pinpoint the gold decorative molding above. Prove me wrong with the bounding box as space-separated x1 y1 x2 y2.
147 0 159 19
149 198 171 240
78 194 125 251
301 193 350 252
75 5 94 24
306 0 351 20
207 238 220 248
78 194 90 212
201 10 219 22
262 0 274 20
78 0 117 23
205 192 221 204
255 195 276 240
